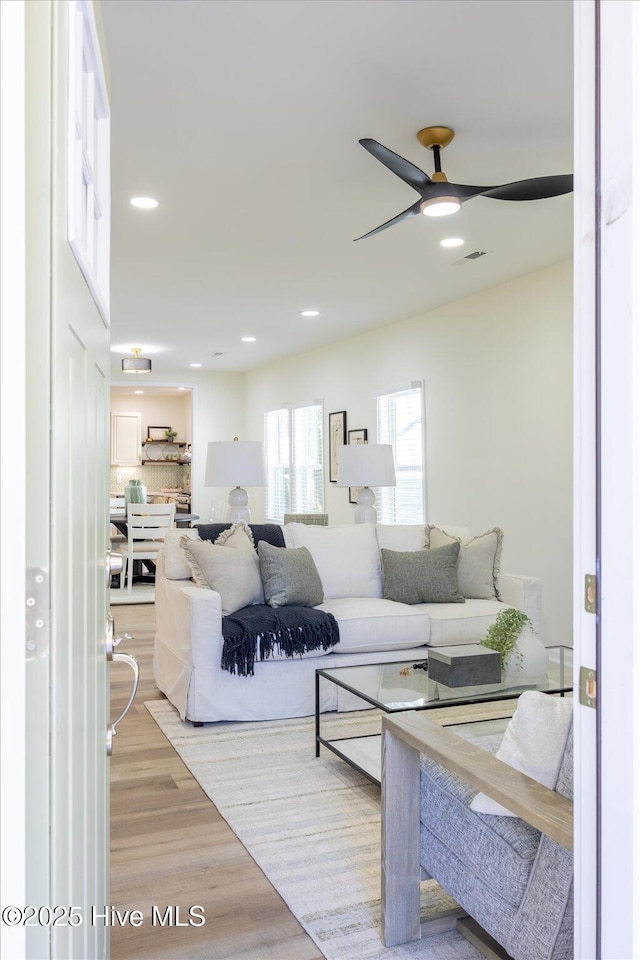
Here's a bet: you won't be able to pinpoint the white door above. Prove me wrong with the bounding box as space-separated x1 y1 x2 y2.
23 3 112 957
574 3 640 958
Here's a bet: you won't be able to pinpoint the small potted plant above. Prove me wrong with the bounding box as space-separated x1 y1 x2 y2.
481 608 531 675
481 608 548 683
164 427 178 440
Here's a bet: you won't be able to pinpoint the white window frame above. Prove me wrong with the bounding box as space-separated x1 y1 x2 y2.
375 383 425 525
264 401 324 522
67 0 110 325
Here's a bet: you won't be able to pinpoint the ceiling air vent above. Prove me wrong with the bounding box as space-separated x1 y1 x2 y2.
209 351 224 357
452 249 488 267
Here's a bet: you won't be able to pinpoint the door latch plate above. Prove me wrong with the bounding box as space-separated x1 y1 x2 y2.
579 666 597 708
584 574 597 614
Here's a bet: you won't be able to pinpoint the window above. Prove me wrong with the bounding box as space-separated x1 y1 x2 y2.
376 385 425 524
67 0 110 323
264 402 324 521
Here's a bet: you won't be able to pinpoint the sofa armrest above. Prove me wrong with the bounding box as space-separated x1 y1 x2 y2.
380 711 573 948
154 576 223 719
498 573 542 638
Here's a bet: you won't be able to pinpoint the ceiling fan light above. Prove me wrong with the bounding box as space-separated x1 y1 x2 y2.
420 196 462 218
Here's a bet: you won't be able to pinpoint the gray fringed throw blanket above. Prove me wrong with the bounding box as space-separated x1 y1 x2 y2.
221 604 340 677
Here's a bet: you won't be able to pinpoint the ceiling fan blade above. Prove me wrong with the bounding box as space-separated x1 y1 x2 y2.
359 139 431 195
478 174 574 202
354 199 423 241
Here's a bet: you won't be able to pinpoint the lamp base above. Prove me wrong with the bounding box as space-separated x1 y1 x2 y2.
226 486 250 524
354 486 377 524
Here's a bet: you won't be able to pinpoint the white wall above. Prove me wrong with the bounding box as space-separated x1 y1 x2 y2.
110 390 192 441
245 260 573 646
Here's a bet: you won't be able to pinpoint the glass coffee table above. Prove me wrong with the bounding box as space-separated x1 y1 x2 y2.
315 645 572 784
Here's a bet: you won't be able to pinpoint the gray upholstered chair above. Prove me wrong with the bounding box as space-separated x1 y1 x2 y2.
283 513 328 525
380 713 573 960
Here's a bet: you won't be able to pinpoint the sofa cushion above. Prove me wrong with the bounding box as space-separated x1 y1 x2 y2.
426 526 504 600
283 523 383 600
381 543 464 604
258 542 324 608
317 597 430 653
376 524 428 552
179 536 265 615
418 599 513 646
470 691 574 816
420 745 541 908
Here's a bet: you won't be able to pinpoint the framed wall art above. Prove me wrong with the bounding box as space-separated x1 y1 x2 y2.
147 425 171 441
348 428 368 503
328 410 347 482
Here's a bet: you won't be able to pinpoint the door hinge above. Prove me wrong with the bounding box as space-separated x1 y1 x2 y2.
579 666 597 708
26 567 49 660
584 574 597 614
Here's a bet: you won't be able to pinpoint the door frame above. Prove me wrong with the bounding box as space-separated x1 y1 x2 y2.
0 3 27 958
573 2 640 958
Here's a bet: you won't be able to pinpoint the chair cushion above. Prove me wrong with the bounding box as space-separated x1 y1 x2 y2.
420 744 541 907
317 597 430 652
470 692 574 816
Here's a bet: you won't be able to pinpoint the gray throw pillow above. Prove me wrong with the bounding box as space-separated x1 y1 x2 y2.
381 542 464 604
258 541 324 608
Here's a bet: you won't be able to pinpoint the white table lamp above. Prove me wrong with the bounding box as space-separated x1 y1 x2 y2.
337 443 396 523
205 439 266 523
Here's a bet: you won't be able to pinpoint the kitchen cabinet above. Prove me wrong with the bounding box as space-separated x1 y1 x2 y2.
111 412 142 466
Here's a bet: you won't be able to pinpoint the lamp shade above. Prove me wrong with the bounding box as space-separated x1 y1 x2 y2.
205 440 266 487
122 347 152 373
336 443 396 488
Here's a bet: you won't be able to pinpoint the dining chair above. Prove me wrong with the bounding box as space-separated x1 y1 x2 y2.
115 502 176 593
109 496 127 547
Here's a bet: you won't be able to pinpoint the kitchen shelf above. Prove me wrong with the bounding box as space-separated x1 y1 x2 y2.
143 439 188 445
141 459 190 465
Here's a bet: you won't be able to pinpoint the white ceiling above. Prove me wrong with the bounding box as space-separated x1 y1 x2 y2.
102 0 573 379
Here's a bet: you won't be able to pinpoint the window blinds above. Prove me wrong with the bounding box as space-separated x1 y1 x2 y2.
376 385 425 524
264 402 324 521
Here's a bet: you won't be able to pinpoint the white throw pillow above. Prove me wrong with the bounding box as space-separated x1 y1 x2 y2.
179 536 265 615
425 525 503 600
282 523 383 599
470 690 573 817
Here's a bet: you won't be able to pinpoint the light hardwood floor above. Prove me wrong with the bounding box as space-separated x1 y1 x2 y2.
109 603 323 960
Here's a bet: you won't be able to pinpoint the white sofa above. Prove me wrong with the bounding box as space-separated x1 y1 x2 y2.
153 523 541 723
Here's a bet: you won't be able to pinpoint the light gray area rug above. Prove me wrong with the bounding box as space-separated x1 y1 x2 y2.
145 702 486 960
110 583 155 605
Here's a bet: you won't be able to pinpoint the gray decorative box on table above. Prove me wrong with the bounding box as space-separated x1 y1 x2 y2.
427 644 501 687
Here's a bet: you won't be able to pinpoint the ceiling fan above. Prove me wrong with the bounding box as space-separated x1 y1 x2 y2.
355 125 573 240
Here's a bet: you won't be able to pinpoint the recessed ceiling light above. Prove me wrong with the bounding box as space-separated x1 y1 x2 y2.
189 363 202 368
440 237 465 248
134 390 144 395
300 310 320 317
130 196 158 209
178 387 186 390
241 336 256 343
